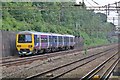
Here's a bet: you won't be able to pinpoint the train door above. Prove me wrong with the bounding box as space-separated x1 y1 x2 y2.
58 36 62 47
64 37 67 47
49 36 52 48
52 36 57 48
41 35 48 49
34 35 40 49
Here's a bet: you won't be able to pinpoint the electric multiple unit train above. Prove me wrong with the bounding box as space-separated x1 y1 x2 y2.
16 31 75 56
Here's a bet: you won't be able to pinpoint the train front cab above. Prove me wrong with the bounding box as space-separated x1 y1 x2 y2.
16 33 34 56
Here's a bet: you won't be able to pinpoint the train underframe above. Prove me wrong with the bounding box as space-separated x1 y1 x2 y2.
18 45 74 57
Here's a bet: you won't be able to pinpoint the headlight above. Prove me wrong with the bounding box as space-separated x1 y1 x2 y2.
17 45 21 47
28 45 32 48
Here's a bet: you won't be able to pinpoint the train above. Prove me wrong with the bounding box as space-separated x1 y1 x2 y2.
16 31 75 56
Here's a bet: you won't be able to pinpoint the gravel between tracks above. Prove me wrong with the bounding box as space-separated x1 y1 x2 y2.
60 50 118 79
2 44 118 78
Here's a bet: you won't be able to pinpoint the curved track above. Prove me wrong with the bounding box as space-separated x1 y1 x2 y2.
1 49 82 67
1 44 116 67
81 52 119 80
24 46 117 80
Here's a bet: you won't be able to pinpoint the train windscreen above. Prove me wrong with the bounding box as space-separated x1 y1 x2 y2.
18 34 32 43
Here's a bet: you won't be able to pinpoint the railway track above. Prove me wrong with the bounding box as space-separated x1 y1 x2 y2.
1 44 117 67
81 52 119 80
0 56 15 60
24 46 117 80
1 49 81 67
2 44 117 79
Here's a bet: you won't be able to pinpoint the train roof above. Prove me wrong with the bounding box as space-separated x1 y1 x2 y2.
18 31 51 35
64 34 75 37
17 31 74 37
51 33 64 36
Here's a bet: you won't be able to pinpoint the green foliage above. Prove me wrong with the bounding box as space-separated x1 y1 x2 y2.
2 2 116 46
96 13 107 22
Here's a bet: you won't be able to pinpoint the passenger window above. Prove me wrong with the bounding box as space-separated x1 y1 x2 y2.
41 38 48 42
59 36 62 42
37 38 39 42
70 38 73 42
55 38 57 42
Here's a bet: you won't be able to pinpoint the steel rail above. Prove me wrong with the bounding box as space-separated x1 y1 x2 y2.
100 58 120 80
4 46 116 78
1 49 79 66
88 58 119 79
1 44 116 67
1 43 116 63
49 51 108 80
88 65 105 79
81 52 118 80
24 46 116 80
105 58 120 80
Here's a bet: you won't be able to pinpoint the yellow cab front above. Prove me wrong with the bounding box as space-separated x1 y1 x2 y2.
16 34 34 56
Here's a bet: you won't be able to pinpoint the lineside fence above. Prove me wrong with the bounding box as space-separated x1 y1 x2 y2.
0 31 17 57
